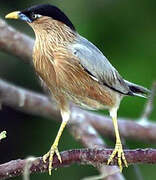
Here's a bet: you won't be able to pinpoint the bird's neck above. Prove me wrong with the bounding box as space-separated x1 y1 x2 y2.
30 17 76 50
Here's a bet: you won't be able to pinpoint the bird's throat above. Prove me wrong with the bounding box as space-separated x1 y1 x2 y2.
30 16 76 47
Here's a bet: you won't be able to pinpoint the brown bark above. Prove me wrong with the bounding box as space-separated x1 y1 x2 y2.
0 148 156 180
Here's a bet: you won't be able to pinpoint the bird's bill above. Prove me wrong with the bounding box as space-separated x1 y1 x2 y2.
5 11 20 19
5 11 32 23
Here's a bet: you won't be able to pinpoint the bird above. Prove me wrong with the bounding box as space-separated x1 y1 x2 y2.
5 4 150 175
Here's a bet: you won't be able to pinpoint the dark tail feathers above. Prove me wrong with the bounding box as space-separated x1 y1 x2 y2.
124 80 151 98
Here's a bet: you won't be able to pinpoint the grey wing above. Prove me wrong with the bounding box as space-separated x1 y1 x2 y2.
68 35 131 95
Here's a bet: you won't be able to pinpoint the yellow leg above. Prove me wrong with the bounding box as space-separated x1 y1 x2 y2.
43 109 70 175
107 108 128 172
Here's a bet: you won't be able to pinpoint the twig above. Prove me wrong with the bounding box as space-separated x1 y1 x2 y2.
0 148 156 180
133 82 156 180
132 165 144 180
0 131 6 141
23 157 36 180
139 82 156 124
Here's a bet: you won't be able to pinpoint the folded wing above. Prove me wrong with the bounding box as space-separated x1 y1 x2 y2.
69 35 132 95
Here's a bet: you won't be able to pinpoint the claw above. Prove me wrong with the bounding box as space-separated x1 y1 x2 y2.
43 145 62 175
43 152 49 163
107 142 128 172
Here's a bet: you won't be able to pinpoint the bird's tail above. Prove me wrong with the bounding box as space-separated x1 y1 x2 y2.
124 80 151 98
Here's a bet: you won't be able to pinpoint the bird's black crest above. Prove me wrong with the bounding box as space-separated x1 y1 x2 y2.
21 4 76 31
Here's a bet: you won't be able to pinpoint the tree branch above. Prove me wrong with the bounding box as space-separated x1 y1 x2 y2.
0 19 33 61
0 148 156 180
0 78 155 143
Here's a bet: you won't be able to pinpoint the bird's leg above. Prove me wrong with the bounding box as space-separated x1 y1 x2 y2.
107 108 128 172
43 109 70 175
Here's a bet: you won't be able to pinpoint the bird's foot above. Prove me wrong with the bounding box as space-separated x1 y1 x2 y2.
43 144 62 175
107 142 128 172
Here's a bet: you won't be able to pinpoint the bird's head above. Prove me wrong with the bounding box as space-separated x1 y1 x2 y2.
5 4 76 32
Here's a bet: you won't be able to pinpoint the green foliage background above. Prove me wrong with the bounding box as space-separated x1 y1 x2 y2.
0 0 156 179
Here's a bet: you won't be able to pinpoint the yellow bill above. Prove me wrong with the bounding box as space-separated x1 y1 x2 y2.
5 11 20 19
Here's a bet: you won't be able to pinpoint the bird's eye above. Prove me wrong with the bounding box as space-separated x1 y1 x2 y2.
31 13 41 20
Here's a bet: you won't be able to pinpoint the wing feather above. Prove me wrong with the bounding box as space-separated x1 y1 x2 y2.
68 35 131 95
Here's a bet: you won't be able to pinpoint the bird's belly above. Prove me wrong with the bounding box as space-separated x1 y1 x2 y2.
73 99 109 110
62 90 110 110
